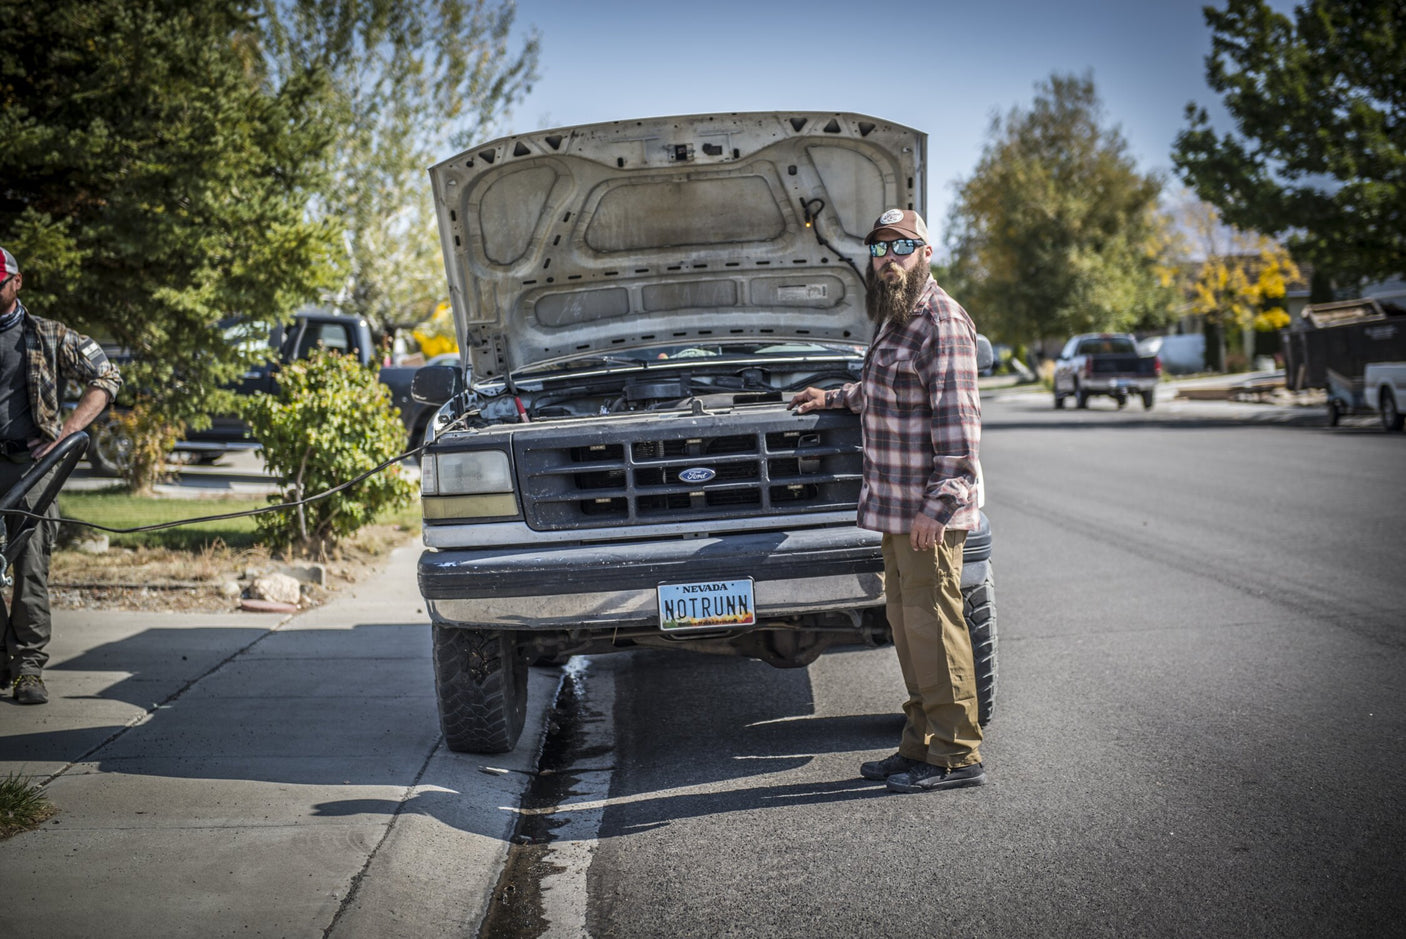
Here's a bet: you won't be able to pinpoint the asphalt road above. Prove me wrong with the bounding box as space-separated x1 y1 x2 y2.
506 390 1405 938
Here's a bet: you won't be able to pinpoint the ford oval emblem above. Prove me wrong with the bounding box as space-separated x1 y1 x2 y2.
678 467 716 484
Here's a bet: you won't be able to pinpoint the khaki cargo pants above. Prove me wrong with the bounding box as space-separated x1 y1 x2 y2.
881 528 983 768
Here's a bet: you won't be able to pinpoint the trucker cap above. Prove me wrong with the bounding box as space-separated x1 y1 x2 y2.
864 208 929 245
0 247 18 282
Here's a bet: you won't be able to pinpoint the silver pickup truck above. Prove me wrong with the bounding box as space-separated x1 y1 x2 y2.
1052 332 1161 409
411 111 997 753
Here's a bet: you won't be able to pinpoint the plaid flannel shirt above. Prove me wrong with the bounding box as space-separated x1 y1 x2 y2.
17 304 123 441
825 277 980 533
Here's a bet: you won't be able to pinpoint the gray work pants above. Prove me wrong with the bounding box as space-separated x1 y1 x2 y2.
0 456 60 680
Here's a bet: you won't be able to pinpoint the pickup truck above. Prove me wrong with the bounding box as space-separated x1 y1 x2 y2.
1052 333 1161 409
410 111 998 754
1364 362 1406 431
86 310 426 474
377 353 462 451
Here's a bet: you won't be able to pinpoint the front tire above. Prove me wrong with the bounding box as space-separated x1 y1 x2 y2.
1328 398 1343 427
1381 389 1404 431
962 564 998 727
1141 390 1156 410
433 626 529 753
1075 384 1089 409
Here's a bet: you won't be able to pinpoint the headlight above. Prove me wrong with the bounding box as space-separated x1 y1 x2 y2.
422 449 513 495
421 448 519 520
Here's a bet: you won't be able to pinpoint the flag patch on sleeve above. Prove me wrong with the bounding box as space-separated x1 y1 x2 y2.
79 339 109 367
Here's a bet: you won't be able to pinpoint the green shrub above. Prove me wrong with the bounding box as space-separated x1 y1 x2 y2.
241 350 415 553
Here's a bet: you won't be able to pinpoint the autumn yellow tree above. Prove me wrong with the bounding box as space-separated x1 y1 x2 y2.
1174 195 1301 371
412 302 459 360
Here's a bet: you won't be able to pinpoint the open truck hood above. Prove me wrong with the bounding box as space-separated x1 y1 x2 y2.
429 111 926 382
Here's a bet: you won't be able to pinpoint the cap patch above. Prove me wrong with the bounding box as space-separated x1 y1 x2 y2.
878 209 905 226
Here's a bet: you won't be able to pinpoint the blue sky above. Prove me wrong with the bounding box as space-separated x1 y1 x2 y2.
496 0 1295 243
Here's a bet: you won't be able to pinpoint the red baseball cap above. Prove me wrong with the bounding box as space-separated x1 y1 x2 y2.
0 247 18 280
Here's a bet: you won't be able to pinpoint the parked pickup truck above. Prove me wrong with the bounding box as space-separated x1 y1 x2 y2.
377 353 462 451
86 310 427 474
1053 333 1161 409
1364 362 1406 431
410 111 998 754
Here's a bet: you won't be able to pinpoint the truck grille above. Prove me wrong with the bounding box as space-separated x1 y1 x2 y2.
515 410 862 530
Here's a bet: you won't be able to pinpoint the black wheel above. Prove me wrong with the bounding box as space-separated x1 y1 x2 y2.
1141 390 1155 410
1381 389 1404 431
1115 394 1128 409
962 564 998 727
1053 392 1066 409
1075 385 1089 409
1328 399 1342 427
195 451 227 465
432 626 529 753
88 416 132 476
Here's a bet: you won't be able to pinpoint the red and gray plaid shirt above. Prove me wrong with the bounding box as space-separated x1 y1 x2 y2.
826 276 981 533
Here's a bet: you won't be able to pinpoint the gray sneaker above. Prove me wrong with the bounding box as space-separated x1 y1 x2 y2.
886 761 985 793
13 675 48 705
859 752 922 781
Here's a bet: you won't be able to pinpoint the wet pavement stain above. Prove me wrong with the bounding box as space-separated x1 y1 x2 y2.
479 665 600 938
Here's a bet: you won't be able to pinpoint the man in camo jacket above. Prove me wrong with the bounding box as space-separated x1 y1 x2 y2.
0 246 122 705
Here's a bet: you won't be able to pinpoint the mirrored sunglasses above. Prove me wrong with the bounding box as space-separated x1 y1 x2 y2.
867 239 925 258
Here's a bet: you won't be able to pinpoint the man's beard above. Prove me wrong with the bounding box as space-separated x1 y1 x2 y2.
865 261 928 327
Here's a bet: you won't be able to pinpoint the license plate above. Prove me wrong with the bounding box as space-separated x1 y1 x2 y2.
658 578 756 631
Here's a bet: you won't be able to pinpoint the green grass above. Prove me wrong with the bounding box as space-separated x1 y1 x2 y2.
57 490 271 551
56 489 423 552
0 773 56 839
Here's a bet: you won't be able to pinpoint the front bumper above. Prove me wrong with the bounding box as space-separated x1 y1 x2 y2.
418 512 991 631
420 526 885 629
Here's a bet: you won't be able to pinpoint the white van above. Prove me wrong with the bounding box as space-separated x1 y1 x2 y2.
1138 334 1205 375
1364 362 1406 431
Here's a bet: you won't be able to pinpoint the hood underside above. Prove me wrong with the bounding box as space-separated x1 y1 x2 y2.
429 112 926 381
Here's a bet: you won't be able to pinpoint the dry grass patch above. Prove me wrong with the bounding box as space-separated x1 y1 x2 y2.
51 521 419 613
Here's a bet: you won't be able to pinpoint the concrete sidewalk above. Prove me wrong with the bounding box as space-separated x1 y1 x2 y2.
0 541 555 938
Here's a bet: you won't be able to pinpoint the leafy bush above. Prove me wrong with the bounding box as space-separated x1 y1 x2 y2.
241 350 415 553
113 399 183 494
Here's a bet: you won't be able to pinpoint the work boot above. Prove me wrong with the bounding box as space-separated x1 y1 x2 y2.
886 761 986 793
859 752 921 781
13 674 48 705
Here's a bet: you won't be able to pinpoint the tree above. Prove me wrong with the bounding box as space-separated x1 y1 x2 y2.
945 73 1176 348
1173 0 1405 291
1171 195 1302 371
259 0 540 332
1 0 344 492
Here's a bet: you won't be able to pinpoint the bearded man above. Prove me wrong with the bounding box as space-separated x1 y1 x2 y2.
789 208 985 793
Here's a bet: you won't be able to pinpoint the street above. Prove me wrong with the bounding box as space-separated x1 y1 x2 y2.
505 389 1406 937
3 388 1402 938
